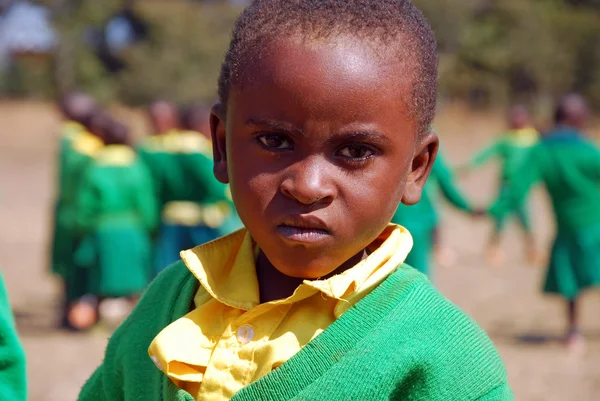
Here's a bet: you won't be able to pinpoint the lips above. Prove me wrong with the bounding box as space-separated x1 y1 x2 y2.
276 215 332 244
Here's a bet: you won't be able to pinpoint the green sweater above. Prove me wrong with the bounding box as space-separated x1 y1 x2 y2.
392 149 472 232
138 134 229 209
0 273 26 401
76 146 157 233
79 262 511 401
490 127 600 232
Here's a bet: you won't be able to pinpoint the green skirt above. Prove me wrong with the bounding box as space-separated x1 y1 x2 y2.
544 225 600 300
75 225 151 298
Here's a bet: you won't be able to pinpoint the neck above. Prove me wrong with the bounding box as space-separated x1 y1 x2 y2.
256 249 368 303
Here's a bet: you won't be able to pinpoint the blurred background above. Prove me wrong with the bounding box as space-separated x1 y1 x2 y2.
0 0 599 400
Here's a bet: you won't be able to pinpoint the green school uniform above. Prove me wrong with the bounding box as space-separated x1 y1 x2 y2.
138 132 240 272
0 273 26 401
392 149 472 275
78 261 511 401
490 127 600 299
51 122 104 279
470 128 539 232
75 145 157 297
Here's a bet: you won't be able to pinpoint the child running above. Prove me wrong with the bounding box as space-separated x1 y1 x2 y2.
490 94 600 351
79 1 511 400
73 116 157 329
392 145 477 276
465 106 539 265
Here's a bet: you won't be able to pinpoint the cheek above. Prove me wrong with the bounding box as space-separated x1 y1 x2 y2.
340 163 408 231
228 146 279 212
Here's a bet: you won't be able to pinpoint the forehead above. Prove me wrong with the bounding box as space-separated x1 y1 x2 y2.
230 37 417 133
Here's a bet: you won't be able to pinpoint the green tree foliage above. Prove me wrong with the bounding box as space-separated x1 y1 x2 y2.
2 0 599 111
414 0 600 109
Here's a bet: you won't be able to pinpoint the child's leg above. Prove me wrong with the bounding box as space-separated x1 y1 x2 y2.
433 226 457 268
485 213 506 266
516 202 540 264
565 298 586 351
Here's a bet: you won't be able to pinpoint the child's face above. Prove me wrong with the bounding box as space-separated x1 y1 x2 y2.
150 106 179 134
508 108 529 130
212 37 437 279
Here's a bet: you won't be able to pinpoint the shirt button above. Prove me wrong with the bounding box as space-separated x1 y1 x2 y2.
236 325 255 344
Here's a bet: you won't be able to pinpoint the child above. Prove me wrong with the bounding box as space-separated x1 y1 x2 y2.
489 94 600 350
73 117 157 329
142 104 236 273
51 93 105 328
181 104 243 237
465 106 539 265
392 146 476 276
0 273 26 401
51 92 99 279
80 1 511 400
181 104 212 141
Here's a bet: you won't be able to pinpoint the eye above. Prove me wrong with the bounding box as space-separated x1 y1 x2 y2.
337 144 376 160
257 134 294 151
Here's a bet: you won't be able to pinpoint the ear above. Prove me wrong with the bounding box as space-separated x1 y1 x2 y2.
210 103 229 184
401 130 439 205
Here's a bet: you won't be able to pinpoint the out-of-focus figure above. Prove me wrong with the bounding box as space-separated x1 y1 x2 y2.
139 101 239 275
489 94 600 351
51 92 104 329
71 116 157 330
464 106 540 266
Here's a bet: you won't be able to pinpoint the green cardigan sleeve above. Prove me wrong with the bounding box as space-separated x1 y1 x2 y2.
433 152 472 212
469 140 503 168
78 262 197 401
0 273 27 401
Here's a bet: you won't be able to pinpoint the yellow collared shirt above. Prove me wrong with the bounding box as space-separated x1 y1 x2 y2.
148 224 412 401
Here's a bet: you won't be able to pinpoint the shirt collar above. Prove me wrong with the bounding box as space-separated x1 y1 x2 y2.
95 145 136 166
180 224 413 314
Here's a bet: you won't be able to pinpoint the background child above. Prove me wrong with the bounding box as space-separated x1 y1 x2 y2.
79 1 511 400
0 272 26 401
139 102 235 273
73 116 157 330
465 105 539 265
51 93 105 329
489 94 600 351
391 145 476 276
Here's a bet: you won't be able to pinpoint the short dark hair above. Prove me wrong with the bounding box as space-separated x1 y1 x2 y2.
217 0 438 136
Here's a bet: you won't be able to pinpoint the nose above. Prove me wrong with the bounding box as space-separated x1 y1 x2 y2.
280 157 336 205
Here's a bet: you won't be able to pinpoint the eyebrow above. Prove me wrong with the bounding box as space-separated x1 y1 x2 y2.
331 131 393 146
245 117 305 136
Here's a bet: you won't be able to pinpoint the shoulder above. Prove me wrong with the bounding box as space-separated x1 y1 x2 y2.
375 267 509 400
103 261 197 365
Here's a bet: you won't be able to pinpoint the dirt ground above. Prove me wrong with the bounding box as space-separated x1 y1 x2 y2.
0 101 598 401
